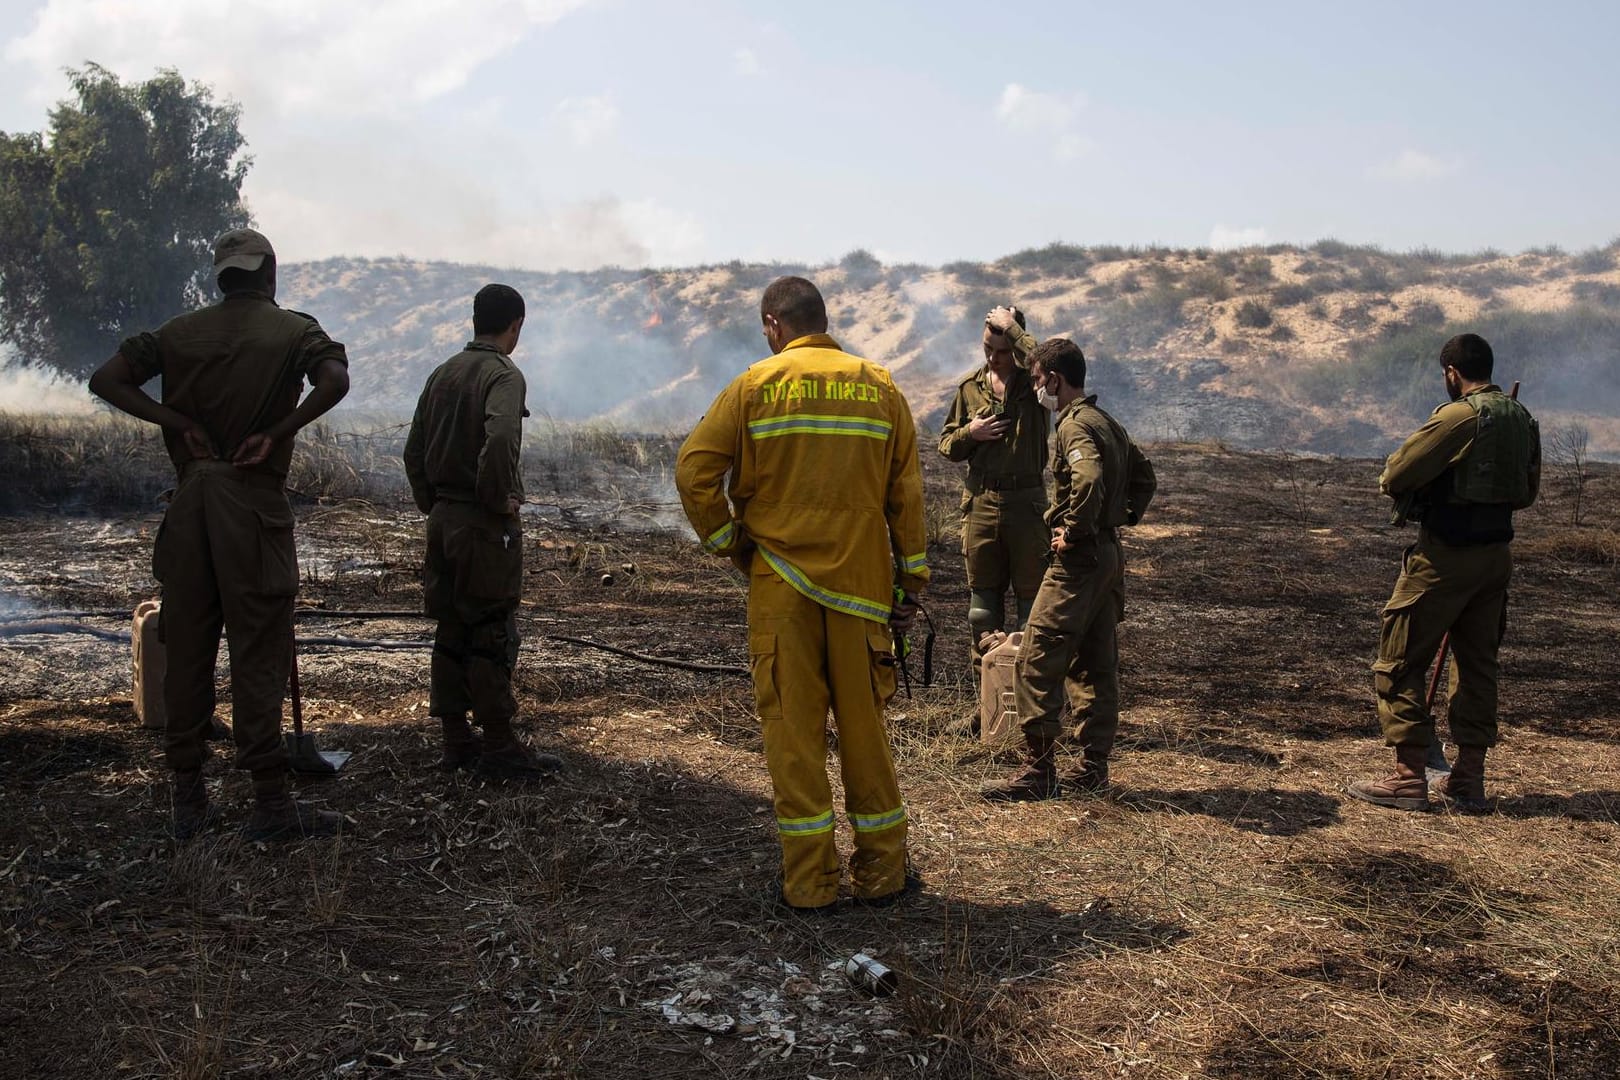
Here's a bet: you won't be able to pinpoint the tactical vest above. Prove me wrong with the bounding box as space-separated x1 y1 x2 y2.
1422 389 1537 545
1448 390 1537 508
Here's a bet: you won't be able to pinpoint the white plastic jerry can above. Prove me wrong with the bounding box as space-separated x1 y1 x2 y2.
132 599 165 729
979 630 1023 745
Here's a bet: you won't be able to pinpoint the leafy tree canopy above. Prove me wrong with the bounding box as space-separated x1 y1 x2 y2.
0 64 250 379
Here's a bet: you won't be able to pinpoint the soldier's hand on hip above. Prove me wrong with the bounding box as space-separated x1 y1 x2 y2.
1050 528 1069 555
968 414 1011 441
231 432 276 466
180 423 218 461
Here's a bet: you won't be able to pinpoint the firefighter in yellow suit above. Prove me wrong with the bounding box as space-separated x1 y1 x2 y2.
676 276 930 912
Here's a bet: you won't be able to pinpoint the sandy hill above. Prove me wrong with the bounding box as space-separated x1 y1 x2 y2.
280 241 1620 457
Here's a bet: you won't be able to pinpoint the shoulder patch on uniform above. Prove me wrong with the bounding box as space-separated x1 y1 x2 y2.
1067 448 1091 464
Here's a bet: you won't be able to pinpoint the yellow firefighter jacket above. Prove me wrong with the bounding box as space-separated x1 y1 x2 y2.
676 333 930 623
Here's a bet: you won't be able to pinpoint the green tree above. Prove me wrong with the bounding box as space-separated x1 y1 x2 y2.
0 64 250 379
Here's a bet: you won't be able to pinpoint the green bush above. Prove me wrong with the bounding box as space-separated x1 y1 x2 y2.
1238 255 1274 286
1572 247 1615 274
1001 243 1093 279
1234 299 1273 329
1272 282 1316 307
1096 284 1185 352
1298 304 1620 421
1184 267 1234 300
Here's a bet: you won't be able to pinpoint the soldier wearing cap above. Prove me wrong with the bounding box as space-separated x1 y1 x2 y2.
89 227 351 842
404 284 565 783
937 305 1049 734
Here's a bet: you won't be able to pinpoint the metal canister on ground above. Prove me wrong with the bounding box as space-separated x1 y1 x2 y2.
844 952 898 996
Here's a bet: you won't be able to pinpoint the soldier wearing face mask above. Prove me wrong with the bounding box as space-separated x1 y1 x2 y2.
983 337 1156 801
936 306 1048 733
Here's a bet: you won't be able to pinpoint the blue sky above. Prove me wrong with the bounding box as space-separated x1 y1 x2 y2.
2 0 1617 269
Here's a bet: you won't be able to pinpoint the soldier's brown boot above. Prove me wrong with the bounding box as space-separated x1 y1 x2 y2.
475 721 566 784
981 735 1059 801
244 771 345 842
171 769 218 842
1433 745 1493 813
1346 745 1431 811
1065 757 1112 795
437 714 482 772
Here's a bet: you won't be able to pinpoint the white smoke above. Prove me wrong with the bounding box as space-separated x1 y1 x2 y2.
0 349 95 414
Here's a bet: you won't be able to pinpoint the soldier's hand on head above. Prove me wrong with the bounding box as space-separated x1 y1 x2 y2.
230 432 275 467
180 423 218 461
984 306 1021 334
968 414 1011 441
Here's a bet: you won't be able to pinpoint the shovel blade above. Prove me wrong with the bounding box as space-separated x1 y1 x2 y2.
286 732 350 775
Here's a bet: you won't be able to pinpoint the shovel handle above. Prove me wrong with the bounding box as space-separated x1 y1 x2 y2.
289 635 304 738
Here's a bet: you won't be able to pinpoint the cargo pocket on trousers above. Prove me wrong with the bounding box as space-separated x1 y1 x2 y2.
1373 591 1421 696
868 627 899 706
151 515 172 584
256 506 299 597
749 631 781 721
467 524 522 600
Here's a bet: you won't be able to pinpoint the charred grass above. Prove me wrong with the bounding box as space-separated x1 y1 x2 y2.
2 444 1618 1077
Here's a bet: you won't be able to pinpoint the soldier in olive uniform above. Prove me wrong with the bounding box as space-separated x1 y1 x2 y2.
1348 333 1539 813
89 228 351 842
938 306 1049 732
404 285 565 783
983 337 1156 801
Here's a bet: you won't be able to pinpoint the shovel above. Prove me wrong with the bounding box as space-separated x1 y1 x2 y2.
286 635 351 775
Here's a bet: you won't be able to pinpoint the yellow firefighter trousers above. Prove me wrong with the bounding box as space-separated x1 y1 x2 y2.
747 558 908 908
1374 531 1512 748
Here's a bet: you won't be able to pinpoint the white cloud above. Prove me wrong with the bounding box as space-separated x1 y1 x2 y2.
733 47 761 77
1370 148 1461 182
995 83 1089 162
1209 224 1268 249
553 94 620 146
4 0 594 119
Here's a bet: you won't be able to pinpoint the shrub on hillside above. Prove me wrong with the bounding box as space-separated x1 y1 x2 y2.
1235 300 1273 329
1297 304 1620 421
1183 267 1233 301
1571 281 1620 307
1272 282 1316 307
1572 247 1615 275
943 261 1012 290
1002 243 1093 279
1096 284 1185 352
1238 255 1274 286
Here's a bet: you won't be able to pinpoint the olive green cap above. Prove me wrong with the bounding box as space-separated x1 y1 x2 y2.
213 228 274 274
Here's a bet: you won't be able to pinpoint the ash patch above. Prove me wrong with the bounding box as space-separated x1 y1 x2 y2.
641 955 905 1065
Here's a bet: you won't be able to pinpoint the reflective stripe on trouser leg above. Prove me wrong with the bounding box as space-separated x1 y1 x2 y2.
825 607 908 899
749 562 841 908
1015 539 1122 742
